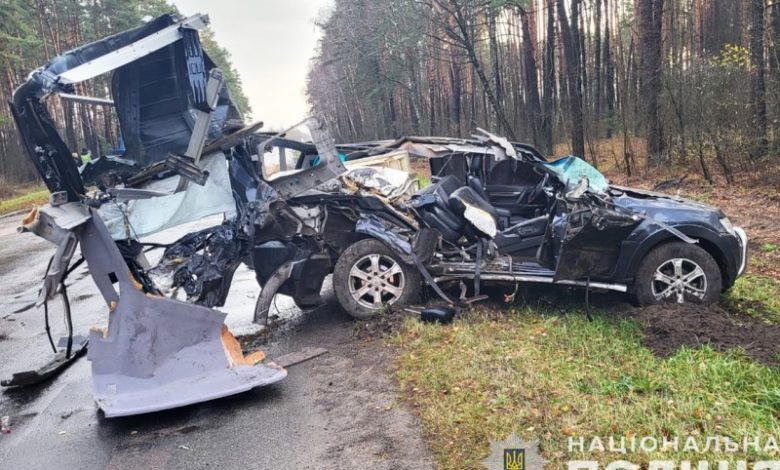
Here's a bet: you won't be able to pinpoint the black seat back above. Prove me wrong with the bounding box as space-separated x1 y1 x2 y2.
413 175 467 243
448 186 499 238
467 175 490 201
467 155 491 201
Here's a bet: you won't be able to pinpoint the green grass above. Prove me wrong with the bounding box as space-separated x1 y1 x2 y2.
0 188 49 215
686 191 712 203
393 308 780 469
723 274 780 323
761 243 778 253
416 174 432 189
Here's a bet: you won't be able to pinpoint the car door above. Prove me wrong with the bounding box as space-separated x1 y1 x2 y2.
541 193 641 282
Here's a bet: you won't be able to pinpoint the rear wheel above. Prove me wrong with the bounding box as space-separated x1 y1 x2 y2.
633 241 722 305
333 239 421 319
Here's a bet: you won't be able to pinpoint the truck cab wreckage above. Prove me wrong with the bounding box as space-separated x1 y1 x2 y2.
6 14 748 416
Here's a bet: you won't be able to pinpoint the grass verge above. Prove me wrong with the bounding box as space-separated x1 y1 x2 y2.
0 188 49 216
393 307 780 469
723 274 780 323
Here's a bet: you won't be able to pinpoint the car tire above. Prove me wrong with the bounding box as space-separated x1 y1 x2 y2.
633 241 722 305
333 239 421 320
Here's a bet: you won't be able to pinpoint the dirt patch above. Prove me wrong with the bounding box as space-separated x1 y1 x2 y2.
628 303 780 367
351 309 414 340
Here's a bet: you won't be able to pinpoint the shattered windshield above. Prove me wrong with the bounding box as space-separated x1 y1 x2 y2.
543 156 610 193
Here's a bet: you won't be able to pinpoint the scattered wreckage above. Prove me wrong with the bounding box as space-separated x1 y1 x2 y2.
5 13 747 416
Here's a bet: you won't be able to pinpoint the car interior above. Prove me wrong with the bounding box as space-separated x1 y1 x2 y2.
412 153 554 260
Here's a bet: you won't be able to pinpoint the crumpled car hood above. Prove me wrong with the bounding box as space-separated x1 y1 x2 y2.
610 186 724 228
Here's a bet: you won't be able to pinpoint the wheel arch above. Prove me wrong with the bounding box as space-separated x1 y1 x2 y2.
620 225 734 289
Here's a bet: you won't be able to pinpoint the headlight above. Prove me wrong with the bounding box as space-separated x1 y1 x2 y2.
720 217 735 235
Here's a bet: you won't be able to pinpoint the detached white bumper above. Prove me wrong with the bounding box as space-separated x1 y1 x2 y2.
734 226 748 277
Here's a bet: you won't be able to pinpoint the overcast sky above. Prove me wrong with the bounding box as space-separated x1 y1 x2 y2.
171 0 333 129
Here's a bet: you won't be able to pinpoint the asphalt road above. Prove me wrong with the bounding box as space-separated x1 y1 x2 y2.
0 212 434 469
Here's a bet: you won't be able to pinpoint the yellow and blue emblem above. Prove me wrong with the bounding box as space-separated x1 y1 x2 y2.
481 432 547 470
503 448 525 470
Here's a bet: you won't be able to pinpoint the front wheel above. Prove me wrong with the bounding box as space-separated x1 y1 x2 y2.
633 241 722 305
333 239 421 320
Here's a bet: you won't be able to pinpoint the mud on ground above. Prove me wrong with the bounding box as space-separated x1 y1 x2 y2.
627 303 780 367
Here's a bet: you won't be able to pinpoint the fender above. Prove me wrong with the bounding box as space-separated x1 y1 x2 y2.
612 223 739 286
355 215 414 261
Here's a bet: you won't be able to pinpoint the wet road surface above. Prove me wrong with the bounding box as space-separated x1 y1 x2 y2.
0 212 433 469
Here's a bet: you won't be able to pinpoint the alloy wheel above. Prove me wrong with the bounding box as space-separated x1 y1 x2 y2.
651 257 708 303
348 254 406 310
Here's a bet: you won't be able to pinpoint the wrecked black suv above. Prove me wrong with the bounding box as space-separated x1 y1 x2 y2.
265 132 748 319
377 135 746 308
8 13 747 415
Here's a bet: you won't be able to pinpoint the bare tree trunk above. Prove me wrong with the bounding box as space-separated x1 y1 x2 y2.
604 0 616 138
594 0 603 135
434 0 517 139
769 1 780 148
750 0 768 156
557 0 586 157
520 7 544 149
449 54 462 136
62 100 78 151
640 0 665 166
488 5 502 105
541 0 556 154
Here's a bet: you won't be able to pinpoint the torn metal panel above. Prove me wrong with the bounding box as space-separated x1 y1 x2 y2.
175 67 225 192
57 14 209 85
267 117 347 199
239 181 310 244
253 261 297 326
552 200 642 282
343 149 412 173
18 205 89 304
9 14 228 201
340 167 416 201
75 204 285 417
475 127 518 159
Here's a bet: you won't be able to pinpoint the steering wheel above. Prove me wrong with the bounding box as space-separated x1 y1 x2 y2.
527 173 550 204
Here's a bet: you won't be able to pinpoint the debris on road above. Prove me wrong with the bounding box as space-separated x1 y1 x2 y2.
1 336 88 387
420 306 457 324
1 415 10 434
272 347 329 368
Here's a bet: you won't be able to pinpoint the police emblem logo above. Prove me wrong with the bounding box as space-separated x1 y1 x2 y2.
504 448 525 470
481 432 547 470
